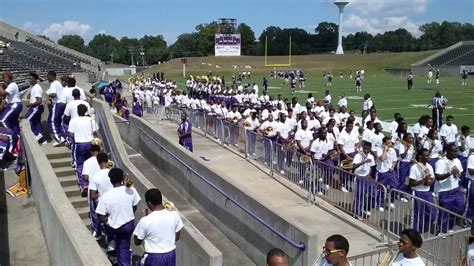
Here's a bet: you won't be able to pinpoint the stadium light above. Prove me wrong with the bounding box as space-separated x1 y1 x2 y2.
334 0 349 55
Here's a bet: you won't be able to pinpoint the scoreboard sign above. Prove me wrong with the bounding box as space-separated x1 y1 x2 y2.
215 34 241 56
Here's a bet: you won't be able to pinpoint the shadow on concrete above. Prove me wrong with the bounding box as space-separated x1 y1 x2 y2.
0 170 10 266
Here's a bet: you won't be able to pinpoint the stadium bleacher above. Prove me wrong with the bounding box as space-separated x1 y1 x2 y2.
423 42 474 66
0 36 82 90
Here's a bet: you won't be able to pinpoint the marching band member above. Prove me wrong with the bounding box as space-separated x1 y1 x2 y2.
261 104 273 121
134 188 183 266
46 71 65 145
363 110 382 129
96 168 141 266
464 152 474 220
362 94 373 120
0 71 22 135
376 137 399 210
68 104 98 196
434 144 465 234
337 121 359 192
337 93 347 109
353 141 376 219
276 113 294 174
63 89 91 145
89 152 113 240
388 113 402 135
25 72 47 145
322 108 340 127
369 123 384 154
260 114 278 165
178 112 193 152
295 119 313 182
226 104 241 146
337 106 350 129
362 121 374 143
398 133 415 195
311 127 336 194
244 111 260 157
439 115 457 150
457 126 471 177
132 96 143 117
409 148 436 233
422 129 443 169
392 121 408 152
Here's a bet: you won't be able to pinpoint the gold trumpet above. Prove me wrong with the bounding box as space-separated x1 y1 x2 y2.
328 150 339 161
439 153 462 179
123 172 133 188
299 154 312 164
243 121 251 129
339 159 353 170
91 137 102 146
285 140 297 151
164 201 175 211
377 250 399 266
264 126 273 134
232 117 239 123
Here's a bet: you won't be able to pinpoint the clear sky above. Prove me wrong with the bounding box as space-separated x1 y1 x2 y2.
1 0 473 45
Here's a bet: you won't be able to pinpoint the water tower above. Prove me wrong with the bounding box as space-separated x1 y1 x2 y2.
334 0 349 55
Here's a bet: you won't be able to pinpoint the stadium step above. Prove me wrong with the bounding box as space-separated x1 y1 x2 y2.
54 166 76 177
58 175 78 187
63 184 81 197
76 206 90 219
50 157 72 168
69 195 89 208
124 143 256 265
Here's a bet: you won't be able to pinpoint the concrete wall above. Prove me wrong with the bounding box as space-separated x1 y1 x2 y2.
411 65 465 77
91 99 223 266
117 115 319 265
104 67 137 76
21 122 111 266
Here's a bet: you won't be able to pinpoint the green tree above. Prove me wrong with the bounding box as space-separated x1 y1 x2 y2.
195 22 219 56
168 33 201 58
58 35 86 52
37 35 52 42
237 23 256 55
314 22 338 52
87 34 120 62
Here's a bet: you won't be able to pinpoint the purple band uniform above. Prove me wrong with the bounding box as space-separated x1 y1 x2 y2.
140 250 176 266
25 104 45 138
111 220 134 266
0 102 23 134
74 142 91 189
412 190 437 233
437 187 465 233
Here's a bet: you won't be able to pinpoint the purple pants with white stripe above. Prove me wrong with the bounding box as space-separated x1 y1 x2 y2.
354 176 378 217
377 171 399 203
438 187 465 233
458 155 468 179
412 190 437 233
26 105 45 138
340 152 357 188
179 137 193 152
89 199 101 236
398 161 413 191
111 220 134 266
74 142 91 189
0 102 23 135
0 127 15 155
48 103 64 142
463 179 474 220
140 250 176 266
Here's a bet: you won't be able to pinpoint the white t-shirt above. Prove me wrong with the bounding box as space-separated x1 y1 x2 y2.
68 116 98 143
467 242 474 266
370 132 385 152
226 111 242 120
353 152 375 177
323 95 332 104
96 186 141 229
338 97 347 108
362 99 373 111
82 156 100 178
310 138 332 160
362 128 374 143
89 169 113 198
434 158 463 193
133 210 184 253
391 253 425 266
61 86 86 104
260 121 278 137
439 124 458 143
376 147 397 173
64 99 90 119
457 135 472 158
389 121 398 134
399 144 415 162
276 121 292 139
409 162 434 192
467 155 474 180
5 82 21 103
244 117 260 131
422 139 443 159
47 80 63 104
308 118 321 130
337 130 358 154
29 84 43 104
295 129 313 149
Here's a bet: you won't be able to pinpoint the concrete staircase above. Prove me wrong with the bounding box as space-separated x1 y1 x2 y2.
42 145 91 229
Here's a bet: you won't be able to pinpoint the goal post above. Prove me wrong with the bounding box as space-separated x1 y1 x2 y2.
264 35 292 67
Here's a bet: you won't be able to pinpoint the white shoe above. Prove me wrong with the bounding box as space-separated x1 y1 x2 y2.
318 178 323 183
92 231 100 241
298 180 304 185
40 141 48 146
448 230 454 234
341 186 349 193
432 192 438 198
357 216 364 221
280 170 285 174
317 191 324 196
379 207 385 212
246 154 250 157
35 134 43 140
400 197 408 203
364 211 372 216
53 139 65 147
389 203 396 209
252 153 256 156
325 184 330 190
107 240 116 252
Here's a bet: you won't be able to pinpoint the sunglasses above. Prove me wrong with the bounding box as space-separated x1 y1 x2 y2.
322 247 344 256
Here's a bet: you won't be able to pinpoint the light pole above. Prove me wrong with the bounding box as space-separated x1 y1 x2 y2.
140 52 145 66
334 0 349 55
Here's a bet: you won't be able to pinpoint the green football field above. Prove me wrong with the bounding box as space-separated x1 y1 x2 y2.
137 52 474 128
